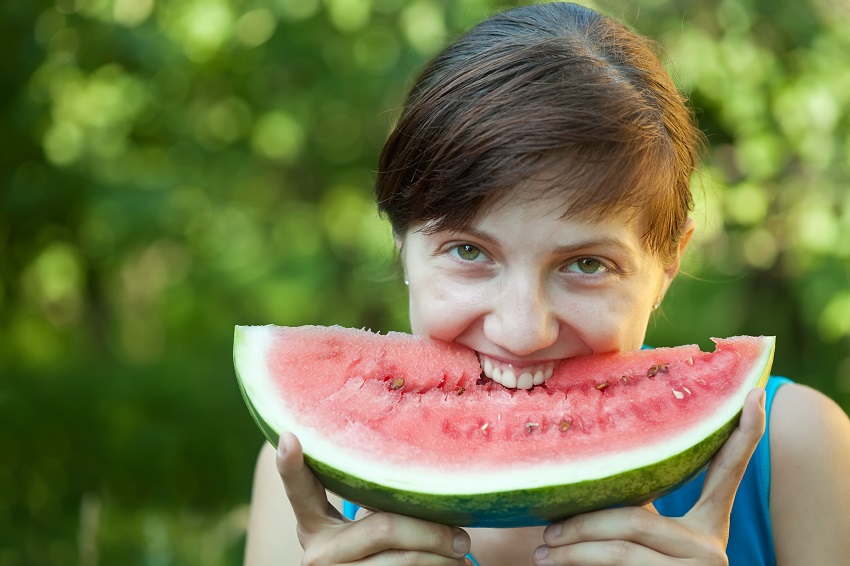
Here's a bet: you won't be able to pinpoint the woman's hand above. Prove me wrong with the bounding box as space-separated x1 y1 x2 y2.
276 431 472 565
532 387 767 565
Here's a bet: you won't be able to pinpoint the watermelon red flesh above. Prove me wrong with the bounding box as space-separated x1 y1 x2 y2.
235 325 774 527
264 327 758 469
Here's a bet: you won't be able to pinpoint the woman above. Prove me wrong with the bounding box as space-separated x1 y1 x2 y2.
245 3 850 564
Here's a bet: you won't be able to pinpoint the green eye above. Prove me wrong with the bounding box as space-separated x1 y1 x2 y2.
454 244 482 261
574 258 606 274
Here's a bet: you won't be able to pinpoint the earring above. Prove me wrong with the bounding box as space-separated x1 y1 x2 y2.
404 278 409 286
653 298 661 310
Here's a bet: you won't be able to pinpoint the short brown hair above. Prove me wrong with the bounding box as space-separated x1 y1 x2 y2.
375 2 703 264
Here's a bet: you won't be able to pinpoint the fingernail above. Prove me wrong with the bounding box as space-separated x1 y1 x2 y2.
544 522 562 541
534 545 549 560
453 532 470 555
277 436 287 458
759 388 766 409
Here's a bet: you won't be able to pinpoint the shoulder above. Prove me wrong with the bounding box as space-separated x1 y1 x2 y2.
768 382 850 563
769 382 850 453
245 443 298 565
769 382 850 471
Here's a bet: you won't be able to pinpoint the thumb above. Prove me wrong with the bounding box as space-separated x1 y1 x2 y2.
276 432 342 530
687 387 766 531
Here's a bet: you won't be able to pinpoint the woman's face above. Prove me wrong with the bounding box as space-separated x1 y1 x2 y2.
400 190 692 390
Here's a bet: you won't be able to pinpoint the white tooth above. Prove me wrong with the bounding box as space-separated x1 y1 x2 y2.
484 358 493 377
517 372 533 389
544 366 554 380
492 366 502 384
501 369 517 388
532 370 545 385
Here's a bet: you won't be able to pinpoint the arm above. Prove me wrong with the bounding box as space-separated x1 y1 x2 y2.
769 383 850 564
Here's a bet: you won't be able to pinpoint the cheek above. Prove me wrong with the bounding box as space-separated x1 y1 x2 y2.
606 298 652 348
562 290 652 352
408 280 486 340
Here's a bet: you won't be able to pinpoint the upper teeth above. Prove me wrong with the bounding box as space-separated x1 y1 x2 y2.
479 354 557 390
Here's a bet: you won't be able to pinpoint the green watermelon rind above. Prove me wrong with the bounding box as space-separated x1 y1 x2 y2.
234 328 773 527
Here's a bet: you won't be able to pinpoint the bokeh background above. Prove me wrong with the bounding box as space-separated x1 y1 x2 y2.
2 0 849 563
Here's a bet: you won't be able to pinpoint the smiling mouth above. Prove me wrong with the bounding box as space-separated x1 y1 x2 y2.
477 353 559 390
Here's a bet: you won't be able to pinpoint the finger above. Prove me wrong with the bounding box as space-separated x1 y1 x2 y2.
689 387 766 526
350 549 472 565
276 432 341 529
543 507 694 558
331 512 471 562
534 539 678 566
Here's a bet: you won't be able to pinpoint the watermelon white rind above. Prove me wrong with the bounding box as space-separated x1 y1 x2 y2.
234 325 774 527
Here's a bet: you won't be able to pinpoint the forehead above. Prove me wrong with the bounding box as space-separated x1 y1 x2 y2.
413 184 649 256
475 178 645 233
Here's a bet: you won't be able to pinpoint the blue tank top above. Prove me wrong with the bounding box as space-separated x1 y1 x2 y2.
343 376 792 566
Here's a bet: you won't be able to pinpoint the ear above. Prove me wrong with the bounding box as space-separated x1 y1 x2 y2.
660 217 695 295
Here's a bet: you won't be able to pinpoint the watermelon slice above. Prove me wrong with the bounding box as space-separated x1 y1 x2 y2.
234 325 774 527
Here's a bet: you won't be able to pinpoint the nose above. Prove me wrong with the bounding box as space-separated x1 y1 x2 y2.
482 272 559 357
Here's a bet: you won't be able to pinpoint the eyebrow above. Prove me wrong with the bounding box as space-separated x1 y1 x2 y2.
457 227 640 258
551 239 639 257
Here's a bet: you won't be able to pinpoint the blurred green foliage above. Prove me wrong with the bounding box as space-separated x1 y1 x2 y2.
1 0 848 563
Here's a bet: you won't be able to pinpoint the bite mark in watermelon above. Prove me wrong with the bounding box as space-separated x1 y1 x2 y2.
234 325 774 527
